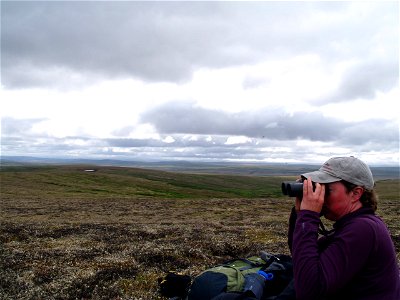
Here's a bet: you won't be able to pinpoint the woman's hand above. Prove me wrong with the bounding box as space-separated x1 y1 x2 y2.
300 178 325 213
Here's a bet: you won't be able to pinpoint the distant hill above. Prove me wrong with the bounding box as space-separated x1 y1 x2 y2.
1 155 398 180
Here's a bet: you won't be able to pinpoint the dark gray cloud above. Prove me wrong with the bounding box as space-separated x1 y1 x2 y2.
2 1 397 91
140 102 399 149
317 60 399 104
140 102 342 141
338 119 399 150
1 1 247 87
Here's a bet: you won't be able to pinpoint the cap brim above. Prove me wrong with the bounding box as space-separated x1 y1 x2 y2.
301 170 341 184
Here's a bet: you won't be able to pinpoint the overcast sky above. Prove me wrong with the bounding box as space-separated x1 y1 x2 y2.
1 1 399 165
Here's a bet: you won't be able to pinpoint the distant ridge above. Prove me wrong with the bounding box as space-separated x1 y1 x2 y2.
1 155 399 180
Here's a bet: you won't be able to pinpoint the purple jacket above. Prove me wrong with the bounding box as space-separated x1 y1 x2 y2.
288 207 400 300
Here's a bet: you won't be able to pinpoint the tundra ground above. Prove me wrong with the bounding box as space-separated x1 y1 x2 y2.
1 166 398 299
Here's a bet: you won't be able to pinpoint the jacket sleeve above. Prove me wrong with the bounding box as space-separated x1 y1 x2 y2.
292 210 375 300
287 206 297 254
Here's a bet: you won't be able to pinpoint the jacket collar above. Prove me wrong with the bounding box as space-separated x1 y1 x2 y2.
334 207 375 229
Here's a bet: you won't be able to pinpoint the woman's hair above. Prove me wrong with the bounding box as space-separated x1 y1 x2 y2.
341 180 378 211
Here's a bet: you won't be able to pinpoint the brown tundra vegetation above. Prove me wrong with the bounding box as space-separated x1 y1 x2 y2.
1 165 399 299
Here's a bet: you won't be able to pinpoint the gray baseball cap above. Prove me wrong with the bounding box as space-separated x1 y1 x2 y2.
301 156 375 190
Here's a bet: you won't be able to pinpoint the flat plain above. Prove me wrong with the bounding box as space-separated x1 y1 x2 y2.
1 165 399 299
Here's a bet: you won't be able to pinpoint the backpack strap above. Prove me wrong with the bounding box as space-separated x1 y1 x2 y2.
318 221 335 237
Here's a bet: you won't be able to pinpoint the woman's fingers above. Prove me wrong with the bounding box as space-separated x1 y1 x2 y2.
301 178 325 213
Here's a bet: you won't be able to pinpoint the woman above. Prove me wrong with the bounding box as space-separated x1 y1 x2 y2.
288 156 400 300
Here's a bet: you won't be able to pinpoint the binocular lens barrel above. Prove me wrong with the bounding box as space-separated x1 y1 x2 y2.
281 182 303 197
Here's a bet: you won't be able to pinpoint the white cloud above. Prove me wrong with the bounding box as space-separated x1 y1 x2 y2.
163 136 175 144
225 136 252 145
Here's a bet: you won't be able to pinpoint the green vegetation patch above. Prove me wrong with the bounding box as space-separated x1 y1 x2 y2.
0 165 287 199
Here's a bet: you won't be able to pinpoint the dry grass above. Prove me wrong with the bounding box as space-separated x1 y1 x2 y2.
1 166 398 299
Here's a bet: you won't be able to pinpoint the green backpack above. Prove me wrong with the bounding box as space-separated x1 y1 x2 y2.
187 252 293 300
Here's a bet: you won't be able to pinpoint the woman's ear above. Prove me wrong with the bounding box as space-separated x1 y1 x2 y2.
351 186 365 202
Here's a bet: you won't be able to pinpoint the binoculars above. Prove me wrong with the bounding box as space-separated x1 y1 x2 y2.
281 181 321 197
281 181 304 197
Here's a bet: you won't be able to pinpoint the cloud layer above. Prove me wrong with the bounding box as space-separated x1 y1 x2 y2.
1 1 399 165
